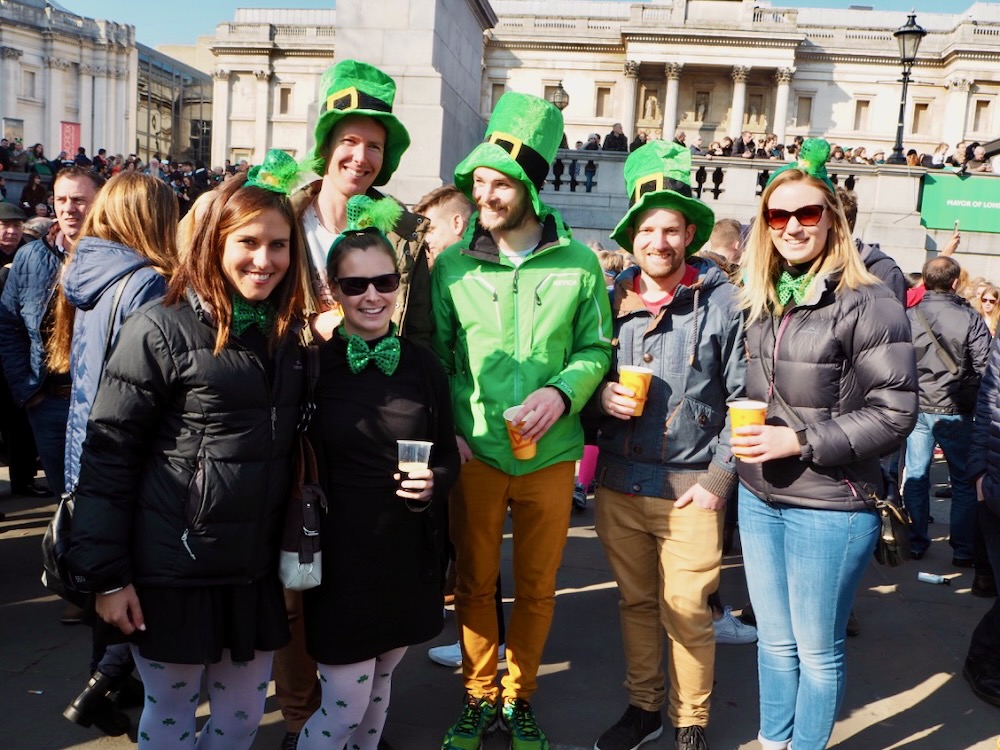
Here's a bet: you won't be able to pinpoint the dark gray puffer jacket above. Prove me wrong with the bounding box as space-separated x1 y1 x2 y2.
738 275 918 511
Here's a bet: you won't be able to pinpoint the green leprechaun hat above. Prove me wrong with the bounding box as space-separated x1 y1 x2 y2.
611 141 715 255
454 91 564 218
246 149 303 195
304 59 411 187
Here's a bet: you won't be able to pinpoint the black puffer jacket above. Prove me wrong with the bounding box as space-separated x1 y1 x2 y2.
738 276 917 511
67 289 304 592
908 291 990 415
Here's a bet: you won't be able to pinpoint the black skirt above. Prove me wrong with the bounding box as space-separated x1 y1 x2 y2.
131 574 289 664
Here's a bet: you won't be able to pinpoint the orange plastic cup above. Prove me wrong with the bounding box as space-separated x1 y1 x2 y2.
618 366 653 417
503 405 537 460
729 399 768 458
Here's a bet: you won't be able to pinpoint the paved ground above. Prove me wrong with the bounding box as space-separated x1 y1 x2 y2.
1 460 998 750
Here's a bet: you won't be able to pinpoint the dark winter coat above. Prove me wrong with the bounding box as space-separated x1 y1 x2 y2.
61 237 168 492
0 234 64 405
968 336 1000 517
738 275 918 511
66 290 304 593
908 291 990 415
856 239 906 306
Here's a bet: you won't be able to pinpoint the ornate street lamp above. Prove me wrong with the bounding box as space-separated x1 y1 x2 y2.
886 12 927 165
547 81 570 111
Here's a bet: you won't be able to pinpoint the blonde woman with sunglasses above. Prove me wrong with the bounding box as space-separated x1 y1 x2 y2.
975 285 1000 337
730 139 917 750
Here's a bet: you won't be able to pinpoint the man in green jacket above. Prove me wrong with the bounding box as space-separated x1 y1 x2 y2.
433 92 612 750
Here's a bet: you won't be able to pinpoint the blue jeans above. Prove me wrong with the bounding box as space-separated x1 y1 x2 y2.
902 411 977 559
738 485 879 750
25 393 69 496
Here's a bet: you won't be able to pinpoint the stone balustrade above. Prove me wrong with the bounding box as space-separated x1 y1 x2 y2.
541 150 1000 278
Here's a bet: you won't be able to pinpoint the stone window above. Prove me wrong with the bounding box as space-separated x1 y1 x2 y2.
490 82 505 111
277 85 293 116
912 102 930 134
21 69 36 99
595 85 612 118
853 99 870 132
796 96 812 128
973 99 992 133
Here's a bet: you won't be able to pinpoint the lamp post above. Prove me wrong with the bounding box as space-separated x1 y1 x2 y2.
547 81 569 111
886 12 927 165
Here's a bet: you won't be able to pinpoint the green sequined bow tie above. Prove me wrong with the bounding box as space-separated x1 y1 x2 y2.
345 332 400 376
776 271 815 306
231 296 275 335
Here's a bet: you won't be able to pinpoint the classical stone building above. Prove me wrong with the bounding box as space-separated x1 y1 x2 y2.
0 0 135 158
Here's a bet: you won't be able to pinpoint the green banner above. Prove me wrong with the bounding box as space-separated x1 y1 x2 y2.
921 173 1000 233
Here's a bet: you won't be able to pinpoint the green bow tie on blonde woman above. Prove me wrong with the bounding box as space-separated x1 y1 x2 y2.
776 271 815 306
344 327 400 376
231 296 275 335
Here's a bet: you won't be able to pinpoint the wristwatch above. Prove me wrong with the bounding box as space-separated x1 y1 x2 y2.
795 428 813 462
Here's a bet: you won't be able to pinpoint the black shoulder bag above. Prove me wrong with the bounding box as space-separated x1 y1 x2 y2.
41 271 137 603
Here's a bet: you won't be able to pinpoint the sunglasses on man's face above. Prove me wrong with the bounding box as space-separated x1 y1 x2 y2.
334 273 401 296
764 204 825 231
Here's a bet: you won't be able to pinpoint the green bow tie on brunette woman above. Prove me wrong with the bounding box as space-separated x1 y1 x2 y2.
343 325 400 376
776 271 815 306
231 296 275 335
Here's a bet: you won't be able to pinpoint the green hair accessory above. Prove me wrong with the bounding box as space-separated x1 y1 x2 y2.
328 194 403 258
245 149 304 195
767 138 835 192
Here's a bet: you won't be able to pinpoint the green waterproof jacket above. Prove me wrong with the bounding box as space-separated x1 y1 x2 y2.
432 208 612 475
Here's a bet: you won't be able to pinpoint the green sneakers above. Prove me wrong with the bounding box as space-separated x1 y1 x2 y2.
501 698 550 750
441 694 499 750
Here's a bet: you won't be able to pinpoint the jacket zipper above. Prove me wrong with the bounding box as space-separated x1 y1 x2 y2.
512 266 521 404
760 312 796 507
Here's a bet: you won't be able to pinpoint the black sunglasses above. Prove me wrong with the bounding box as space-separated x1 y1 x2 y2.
983 297 998 304
334 273 401 296
764 204 825 231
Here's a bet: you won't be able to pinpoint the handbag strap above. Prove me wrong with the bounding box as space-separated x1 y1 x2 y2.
101 270 138 373
297 344 320 434
913 305 960 376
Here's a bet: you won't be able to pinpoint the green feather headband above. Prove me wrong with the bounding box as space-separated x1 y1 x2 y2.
766 138 835 193
328 194 402 258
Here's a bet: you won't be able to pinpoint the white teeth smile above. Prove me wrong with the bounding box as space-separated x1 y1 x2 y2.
360 307 384 314
247 272 272 281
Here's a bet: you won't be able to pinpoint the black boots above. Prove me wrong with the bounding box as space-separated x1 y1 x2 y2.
63 671 131 737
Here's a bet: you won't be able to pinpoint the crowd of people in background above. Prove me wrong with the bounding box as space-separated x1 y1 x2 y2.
1 56 999 750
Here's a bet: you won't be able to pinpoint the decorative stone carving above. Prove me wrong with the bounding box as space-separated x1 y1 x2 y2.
732 66 751 83
80 64 99 76
624 60 639 78
212 68 231 81
665 62 683 80
254 69 272 81
43 56 72 70
947 76 972 92
0 47 24 60
775 67 796 85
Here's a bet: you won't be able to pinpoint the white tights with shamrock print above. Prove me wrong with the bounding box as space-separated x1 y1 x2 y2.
298 646 407 750
131 646 274 749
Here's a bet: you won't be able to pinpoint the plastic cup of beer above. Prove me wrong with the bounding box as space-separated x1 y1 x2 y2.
503 406 537 460
618 366 653 417
728 400 768 458
397 440 434 479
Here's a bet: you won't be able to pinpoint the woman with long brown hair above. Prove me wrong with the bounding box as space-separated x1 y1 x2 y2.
48 171 179 738
66 153 305 749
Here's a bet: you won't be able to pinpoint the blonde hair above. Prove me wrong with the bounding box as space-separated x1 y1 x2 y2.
740 169 879 324
47 173 179 373
974 284 1000 336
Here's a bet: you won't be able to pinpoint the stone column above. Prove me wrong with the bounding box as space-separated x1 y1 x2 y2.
253 69 271 163
0 47 23 124
116 66 128 156
661 62 683 139
211 68 231 167
942 76 972 150
44 56 67 153
92 45 109 152
79 64 95 152
729 65 750 137
622 60 640 143
773 67 795 145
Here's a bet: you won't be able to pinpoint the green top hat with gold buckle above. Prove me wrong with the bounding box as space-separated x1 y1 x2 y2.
305 59 410 187
454 91 563 218
611 141 714 255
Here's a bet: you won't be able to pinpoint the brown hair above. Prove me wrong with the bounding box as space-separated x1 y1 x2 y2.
53 165 106 193
835 186 858 232
47 172 175 373
327 229 397 282
922 256 961 292
413 184 473 220
166 174 303 354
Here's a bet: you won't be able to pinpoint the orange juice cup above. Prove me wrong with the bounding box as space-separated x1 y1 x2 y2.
618 366 653 417
503 405 537 460
729 399 768 458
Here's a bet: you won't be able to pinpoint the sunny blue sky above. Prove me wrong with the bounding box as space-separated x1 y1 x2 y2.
61 0 968 49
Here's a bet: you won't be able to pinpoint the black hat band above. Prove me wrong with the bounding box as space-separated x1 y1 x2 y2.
630 174 693 206
488 132 549 190
323 86 392 116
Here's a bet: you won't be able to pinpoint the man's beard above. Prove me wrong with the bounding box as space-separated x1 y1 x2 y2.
479 194 531 233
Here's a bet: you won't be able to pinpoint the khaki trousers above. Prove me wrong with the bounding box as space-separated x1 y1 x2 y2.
595 486 722 727
451 458 575 703
272 588 321 732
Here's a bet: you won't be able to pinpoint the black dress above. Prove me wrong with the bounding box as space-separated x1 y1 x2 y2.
303 333 459 665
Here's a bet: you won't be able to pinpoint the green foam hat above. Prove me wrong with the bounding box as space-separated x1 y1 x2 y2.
767 138 835 192
245 149 302 195
454 91 564 217
611 141 715 254
305 59 410 187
